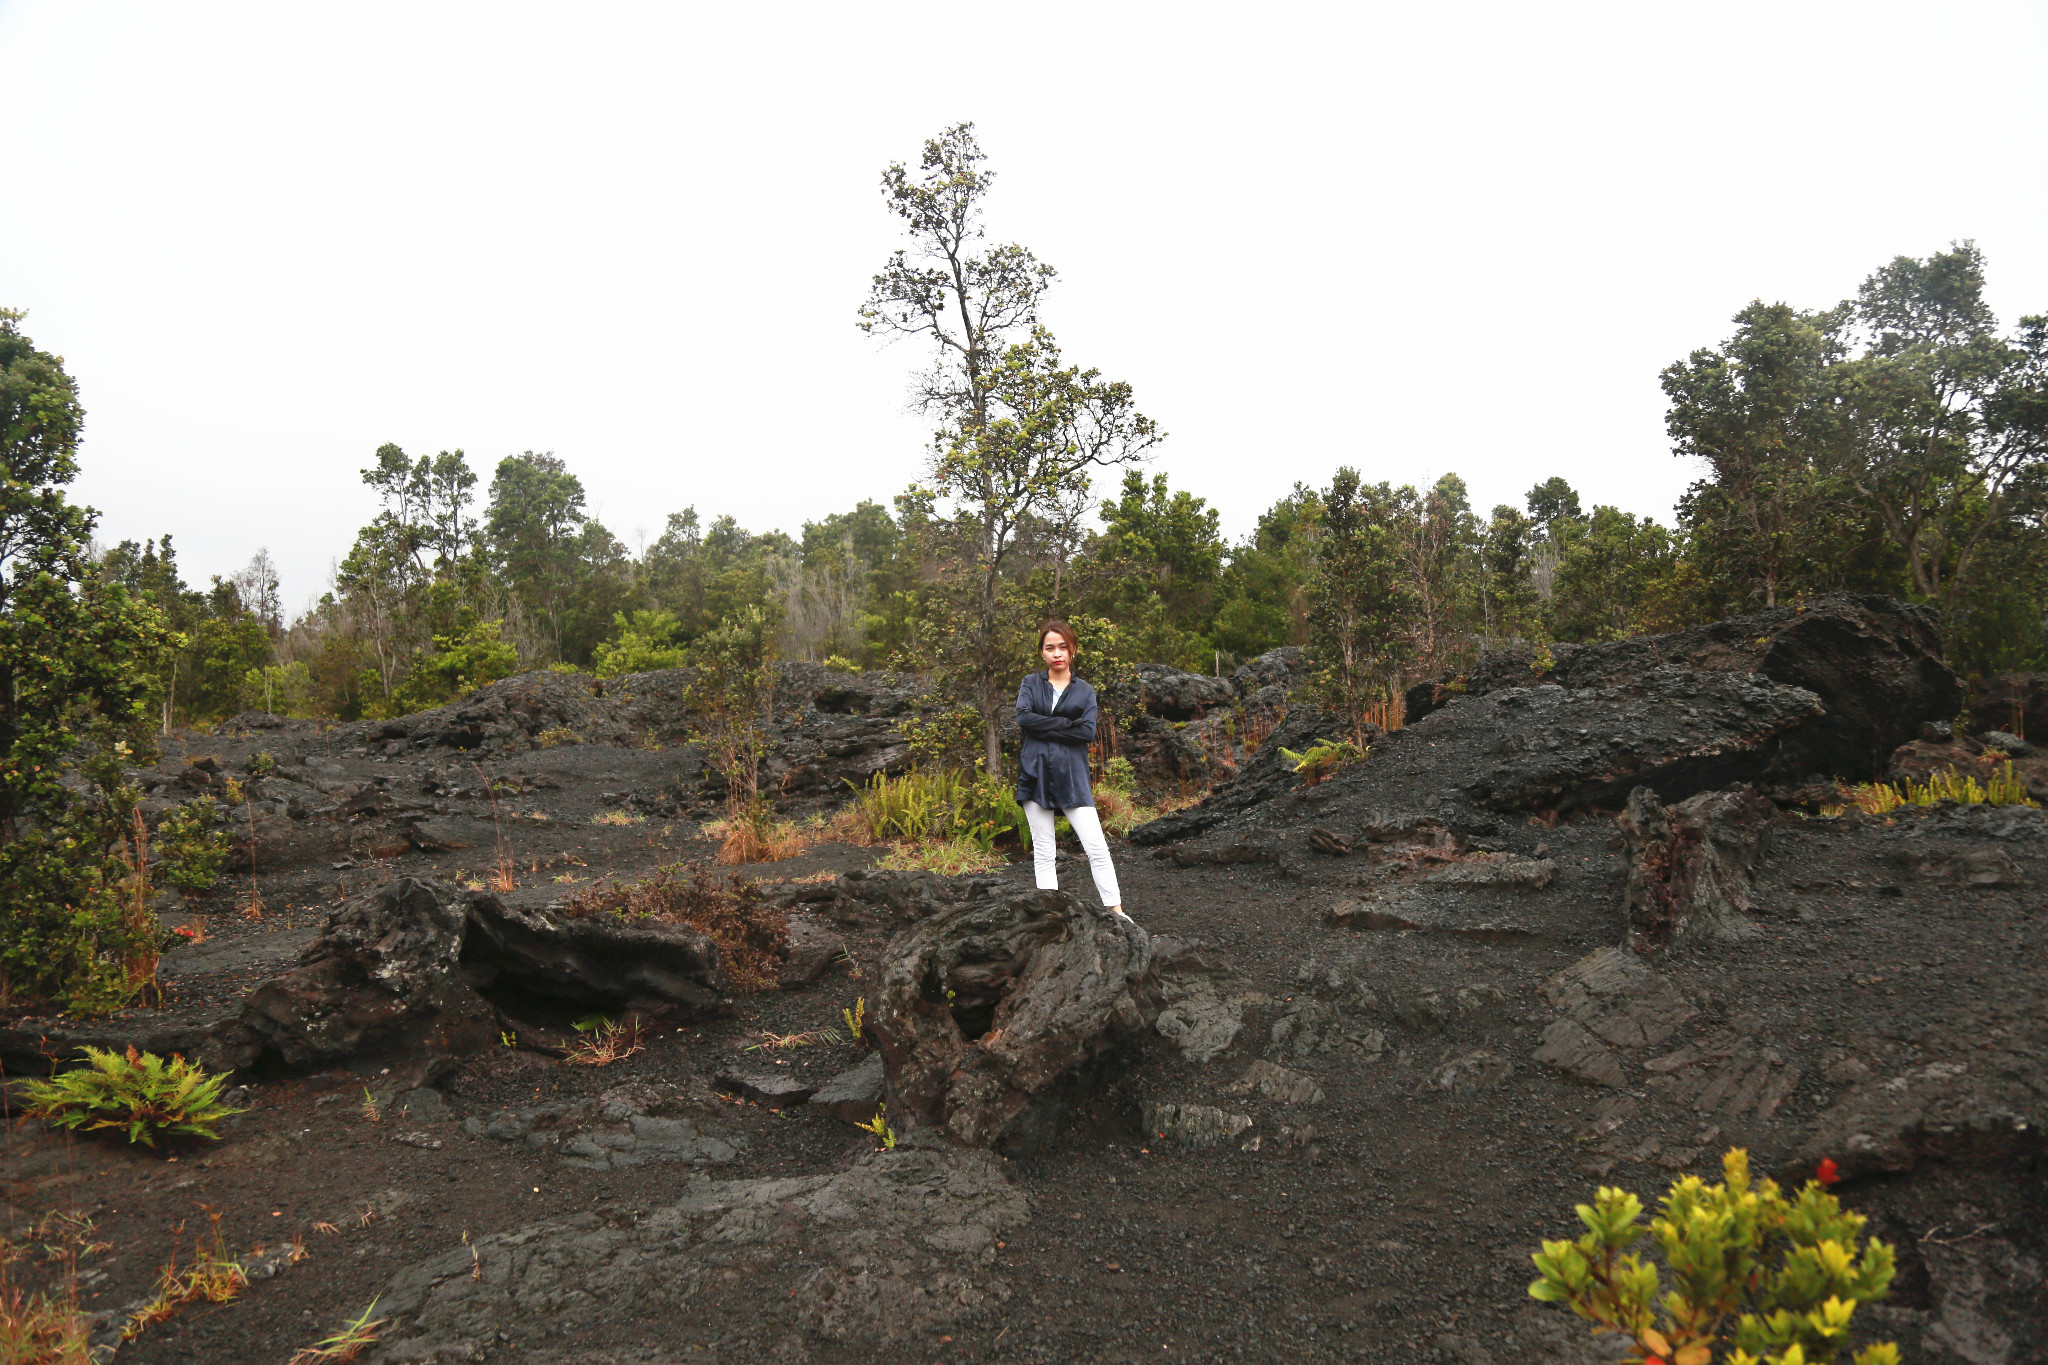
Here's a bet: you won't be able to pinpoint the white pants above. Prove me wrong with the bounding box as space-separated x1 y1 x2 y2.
1023 801 1122 908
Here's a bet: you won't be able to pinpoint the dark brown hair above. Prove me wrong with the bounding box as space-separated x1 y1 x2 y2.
1037 619 1080 658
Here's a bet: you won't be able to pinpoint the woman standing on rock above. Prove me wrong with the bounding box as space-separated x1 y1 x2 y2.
1015 620 1133 926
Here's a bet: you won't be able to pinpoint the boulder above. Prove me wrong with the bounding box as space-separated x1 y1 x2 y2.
1155 667 1824 861
1617 785 1776 952
1128 703 1328 845
462 896 734 1017
714 1067 815 1109
811 1054 887 1122
1134 663 1237 721
459 1080 737 1170
235 878 490 1069
1487 595 1963 782
1142 1101 1253 1150
1531 947 1697 1089
1229 646 1309 695
777 913 847 990
870 884 1158 1148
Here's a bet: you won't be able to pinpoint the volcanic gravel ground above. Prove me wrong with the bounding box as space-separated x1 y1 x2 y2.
7 773 2042 1364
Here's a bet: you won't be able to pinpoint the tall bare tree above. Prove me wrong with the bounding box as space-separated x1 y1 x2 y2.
861 125 1159 773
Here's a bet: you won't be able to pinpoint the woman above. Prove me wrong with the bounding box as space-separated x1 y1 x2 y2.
1014 619 1132 925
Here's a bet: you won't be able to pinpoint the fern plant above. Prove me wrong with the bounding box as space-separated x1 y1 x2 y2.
1279 738 1369 786
20 1047 246 1146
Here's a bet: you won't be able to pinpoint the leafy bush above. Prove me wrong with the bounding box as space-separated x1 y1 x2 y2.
237 660 317 717
155 798 232 892
379 617 518 716
592 609 689 678
567 863 789 992
1 313 175 1011
20 1047 247 1146
899 705 985 768
1530 1149 1897 1365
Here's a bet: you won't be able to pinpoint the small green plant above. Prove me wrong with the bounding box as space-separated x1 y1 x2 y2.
1279 738 1369 786
533 727 582 748
155 798 232 892
842 996 866 1043
20 1046 246 1146
1100 755 1138 793
359 1087 381 1124
500 1030 518 1048
1529 1149 1897 1365
856 1104 896 1150
1840 760 2039 816
286 1298 388 1364
822 654 864 673
244 751 276 776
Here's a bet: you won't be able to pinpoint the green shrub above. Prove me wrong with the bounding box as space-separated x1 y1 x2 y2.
592 609 688 678
237 660 317 717
1 313 174 1012
1100 755 1138 793
155 799 232 893
20 1046 246 1146
378 618 518 716
899 706 985 768
1529 1149 1897 1365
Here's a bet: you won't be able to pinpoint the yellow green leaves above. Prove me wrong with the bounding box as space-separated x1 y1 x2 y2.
1528 1148 1896 1365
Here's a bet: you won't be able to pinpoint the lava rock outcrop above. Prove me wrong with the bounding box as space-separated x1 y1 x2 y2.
870 882 1159 1149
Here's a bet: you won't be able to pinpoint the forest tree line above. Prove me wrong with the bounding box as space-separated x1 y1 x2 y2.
102 241 2048 742
93 129 2048 756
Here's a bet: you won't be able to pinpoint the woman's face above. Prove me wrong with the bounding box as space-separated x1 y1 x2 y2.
1040 632 1073 672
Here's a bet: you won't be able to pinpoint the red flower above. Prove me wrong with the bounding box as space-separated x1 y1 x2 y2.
1815 1158 1840 1186
173 926 198 938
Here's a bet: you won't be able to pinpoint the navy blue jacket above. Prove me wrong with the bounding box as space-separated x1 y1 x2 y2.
1014 672 1097 810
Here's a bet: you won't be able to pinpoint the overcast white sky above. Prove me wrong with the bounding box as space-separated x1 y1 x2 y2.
2 2 2044 611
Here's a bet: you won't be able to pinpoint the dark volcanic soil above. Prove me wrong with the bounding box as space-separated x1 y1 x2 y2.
4 660 2045 1365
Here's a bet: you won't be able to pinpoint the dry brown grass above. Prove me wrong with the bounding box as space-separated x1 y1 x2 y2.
567 864 790 992
113 810 162 1002
874 837 1005 875
0 1287 93 1364
0 1213 101 1365
562 1018 646 1067
123 1210 247 1341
